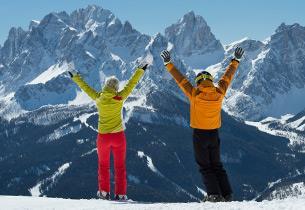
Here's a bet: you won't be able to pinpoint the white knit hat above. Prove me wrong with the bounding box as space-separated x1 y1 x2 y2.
105 76 119 91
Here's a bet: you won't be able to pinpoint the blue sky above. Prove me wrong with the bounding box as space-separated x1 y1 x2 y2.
0 0 304 45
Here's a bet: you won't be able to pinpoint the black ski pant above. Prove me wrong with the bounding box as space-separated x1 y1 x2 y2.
192 128 232 197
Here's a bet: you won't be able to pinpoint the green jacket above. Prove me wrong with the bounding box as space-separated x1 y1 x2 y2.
72 68 145 134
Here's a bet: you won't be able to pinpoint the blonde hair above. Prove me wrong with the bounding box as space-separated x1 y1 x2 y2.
105 76 119 91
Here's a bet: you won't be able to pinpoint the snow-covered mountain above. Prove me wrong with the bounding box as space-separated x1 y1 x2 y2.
0 5 191 121
165 11 224 69
267 182 305 200
256 173 305 201
245 112 305 151
215 23 305 120
1 6 305 123
1 4 305 202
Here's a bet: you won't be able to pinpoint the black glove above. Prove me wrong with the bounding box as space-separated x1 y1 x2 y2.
67 62 78 78
67 69 79 78
139 63 148 71
160 50 171 65
234 47 244 60
68 71 73 78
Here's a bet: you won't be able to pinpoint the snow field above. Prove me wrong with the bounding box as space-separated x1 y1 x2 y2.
1 196 305 210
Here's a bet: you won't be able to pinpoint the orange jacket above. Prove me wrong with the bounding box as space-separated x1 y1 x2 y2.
165 60 239 129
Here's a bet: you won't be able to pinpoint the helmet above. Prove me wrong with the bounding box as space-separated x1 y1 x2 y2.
105 76 119 91
195 71 213 85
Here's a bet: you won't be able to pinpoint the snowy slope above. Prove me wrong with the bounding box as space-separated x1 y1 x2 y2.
267 182 305 200
1 196 305 210
1 104 304 202
245 112 305 151
256 173 305 201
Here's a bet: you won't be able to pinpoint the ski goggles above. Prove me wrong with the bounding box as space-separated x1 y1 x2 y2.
195 74 213 83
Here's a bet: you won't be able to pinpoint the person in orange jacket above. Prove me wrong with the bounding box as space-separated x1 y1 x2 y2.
160 47 244 202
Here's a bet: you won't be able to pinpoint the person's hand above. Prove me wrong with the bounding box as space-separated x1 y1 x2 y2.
160 50 171 65
234 47 244 61
67 62 79 78
138 63 149 71
68 70 78 78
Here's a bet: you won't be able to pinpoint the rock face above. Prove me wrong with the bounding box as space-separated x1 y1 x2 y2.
0 5 305 202
165 11 225 69
0 27 27 64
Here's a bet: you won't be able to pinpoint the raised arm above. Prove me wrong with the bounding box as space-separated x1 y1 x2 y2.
69 72 99 101
161 50 193 99
118 64 147 100
218 47 244 95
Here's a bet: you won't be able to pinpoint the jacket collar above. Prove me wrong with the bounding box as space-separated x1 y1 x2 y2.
102 86 117 97
197 80 215 91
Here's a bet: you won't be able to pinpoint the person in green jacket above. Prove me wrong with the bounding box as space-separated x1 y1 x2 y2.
68 63 148 201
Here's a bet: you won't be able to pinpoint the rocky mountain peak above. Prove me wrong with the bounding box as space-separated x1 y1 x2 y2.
165 11 214 54
180 11 196 24
29 20 40 31
164 11 224 68
8 27 26 37
69 5 114 31
122 21 134 34
1 27 27 63
39 13 66 28
270 23 305 52
150 33 168 49
275 23 302 33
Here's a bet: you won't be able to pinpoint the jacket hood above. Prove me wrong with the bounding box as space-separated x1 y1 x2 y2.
101 86 118 98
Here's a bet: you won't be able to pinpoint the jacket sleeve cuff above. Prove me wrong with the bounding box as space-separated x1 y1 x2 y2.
232 58 240 63
164 61 172 66
165 62 174 71
71 74 80 82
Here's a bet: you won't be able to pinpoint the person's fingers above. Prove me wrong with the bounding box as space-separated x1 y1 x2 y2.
235 47 244 58
236 47 240 54
238 48 244 56
165 51 170 58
